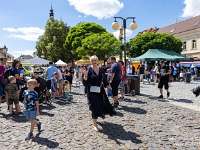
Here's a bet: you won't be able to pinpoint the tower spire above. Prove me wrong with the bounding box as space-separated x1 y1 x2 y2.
50 1 54 18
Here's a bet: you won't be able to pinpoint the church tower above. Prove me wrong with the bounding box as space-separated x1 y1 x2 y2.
50 4 54 18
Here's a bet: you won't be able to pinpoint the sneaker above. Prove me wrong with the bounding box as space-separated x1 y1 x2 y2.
52 99 56 103
37 122 41 132
25 132 33 140
158 95 163 98
18 112 23 117
0 104 2 108
7 114 13 119
167 92 170 98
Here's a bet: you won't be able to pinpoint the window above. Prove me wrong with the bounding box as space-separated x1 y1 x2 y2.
183 41 186 50
194 21 199 26
23 66 33 71
170 28 175 33
192 40 197 49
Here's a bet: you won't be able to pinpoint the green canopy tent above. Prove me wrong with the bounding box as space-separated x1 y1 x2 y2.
132 49 193 61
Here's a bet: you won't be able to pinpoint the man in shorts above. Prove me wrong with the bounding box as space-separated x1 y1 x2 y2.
65 65 74 92
118 60 126 101
45 62 58 96
138 64 145 83
157 61 171 98
110 56 121 108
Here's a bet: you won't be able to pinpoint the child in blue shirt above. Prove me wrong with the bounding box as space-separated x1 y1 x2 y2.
22 79 41 140
51 72 58 102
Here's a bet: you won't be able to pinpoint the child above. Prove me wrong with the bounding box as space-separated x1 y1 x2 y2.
179 70 184 82
51 72 58 102
64 80 70 100
4 76 23 119
22 79 41 140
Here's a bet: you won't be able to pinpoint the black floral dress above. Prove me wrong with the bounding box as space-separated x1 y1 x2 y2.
86 67 116 119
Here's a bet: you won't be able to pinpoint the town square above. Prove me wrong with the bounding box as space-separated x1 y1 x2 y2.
1 0 200 150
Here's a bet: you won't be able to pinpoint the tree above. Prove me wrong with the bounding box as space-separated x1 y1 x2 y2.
64 22 107 62
128 32 183 58
36 17 68 62
77 32 121 60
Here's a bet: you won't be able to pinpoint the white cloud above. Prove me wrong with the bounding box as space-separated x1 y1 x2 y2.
113 29 132 39
77 15 82 18
181 0 200 17
10 50 35 58
3 27 44 41
68 0 124 20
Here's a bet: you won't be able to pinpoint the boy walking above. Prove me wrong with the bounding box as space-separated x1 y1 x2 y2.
4 76 23 118
22 79 41 140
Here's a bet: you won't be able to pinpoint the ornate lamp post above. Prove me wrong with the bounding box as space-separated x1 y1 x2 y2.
3 45 8 58
112 17 137 68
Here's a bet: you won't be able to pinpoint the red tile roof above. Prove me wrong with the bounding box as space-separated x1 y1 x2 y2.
156 15 200 34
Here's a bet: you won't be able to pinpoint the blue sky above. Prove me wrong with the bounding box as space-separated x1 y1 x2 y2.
0 0 200 58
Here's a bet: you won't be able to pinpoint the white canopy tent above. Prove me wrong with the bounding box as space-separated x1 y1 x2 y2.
55 59 67 66
29 57 50 65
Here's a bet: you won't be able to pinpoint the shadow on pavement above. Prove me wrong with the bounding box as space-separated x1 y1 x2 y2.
40 105 56 110
125 99 147 104
115 111 124 117
172 98 193 103
40 111 55 117
118 106 147 114
98 121 142 144
32 132 59 149
12 115 27 123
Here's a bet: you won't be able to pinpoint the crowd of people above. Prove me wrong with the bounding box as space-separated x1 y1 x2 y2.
0 56 199 139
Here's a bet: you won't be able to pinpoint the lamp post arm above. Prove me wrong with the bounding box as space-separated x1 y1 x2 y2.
126 17 135 20
114 17 123 20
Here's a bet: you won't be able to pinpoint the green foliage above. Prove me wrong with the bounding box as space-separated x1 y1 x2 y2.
36 17 68 62
128 32 183 58
64 22 107 61
77 32 121 60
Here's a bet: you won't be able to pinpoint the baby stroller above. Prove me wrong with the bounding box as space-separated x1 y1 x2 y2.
19 77 51 105
37 77 51 105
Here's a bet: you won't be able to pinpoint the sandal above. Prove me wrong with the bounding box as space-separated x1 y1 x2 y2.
93 126 99 132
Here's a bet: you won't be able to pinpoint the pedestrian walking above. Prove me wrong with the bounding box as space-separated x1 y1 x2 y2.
51 72 58 102
83 55 116 131
4 76 23 118
109 56 121 108
157 61 171 98
22 79 41 140
45 62 58 97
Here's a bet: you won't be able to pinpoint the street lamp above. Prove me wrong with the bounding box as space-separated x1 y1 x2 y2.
112 17 138 68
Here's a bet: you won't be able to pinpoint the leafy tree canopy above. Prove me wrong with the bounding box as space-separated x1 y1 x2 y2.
77 32 121 60
128 32 183 58
36 17 68 62
64 22 107 61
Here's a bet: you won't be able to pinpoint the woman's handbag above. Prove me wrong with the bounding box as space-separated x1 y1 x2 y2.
89 70 104 93
90 86 101 93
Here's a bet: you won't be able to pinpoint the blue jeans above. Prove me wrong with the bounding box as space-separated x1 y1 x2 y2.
65 92 69 100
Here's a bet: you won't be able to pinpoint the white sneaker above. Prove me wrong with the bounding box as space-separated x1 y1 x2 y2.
93 126 99 132
52 99 56 103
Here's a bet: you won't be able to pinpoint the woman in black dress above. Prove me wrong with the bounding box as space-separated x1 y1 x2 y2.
83 55 116 131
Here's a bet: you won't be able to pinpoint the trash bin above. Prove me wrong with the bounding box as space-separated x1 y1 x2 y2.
185 72 191 83
130 75 140 95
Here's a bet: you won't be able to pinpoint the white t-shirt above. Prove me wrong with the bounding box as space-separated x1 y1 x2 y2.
127 65 132 74
58 69 63 80
180 72 184 77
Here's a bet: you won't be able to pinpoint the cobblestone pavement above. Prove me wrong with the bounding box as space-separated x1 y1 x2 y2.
0 81 200 149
